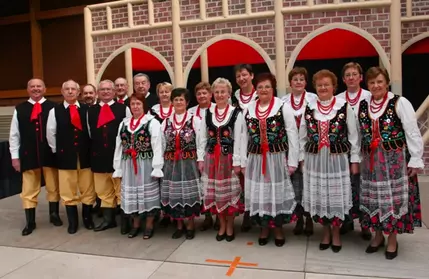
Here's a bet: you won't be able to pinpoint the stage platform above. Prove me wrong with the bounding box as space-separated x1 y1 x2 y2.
0 181 428 279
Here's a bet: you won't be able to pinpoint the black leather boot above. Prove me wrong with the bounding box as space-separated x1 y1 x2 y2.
22 208 36 236
94 197 102 218
49 202 63 226
120 209 131 235
94 208 117 232
65 205 78 234
82 204 94 230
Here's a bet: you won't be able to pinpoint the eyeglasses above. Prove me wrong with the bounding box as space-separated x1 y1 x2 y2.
345 73 360 78
256 85 272 90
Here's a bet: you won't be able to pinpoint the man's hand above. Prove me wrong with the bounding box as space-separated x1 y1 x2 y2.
12 158 20 172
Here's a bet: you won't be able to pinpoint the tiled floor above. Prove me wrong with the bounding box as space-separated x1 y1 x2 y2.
0 184 428 279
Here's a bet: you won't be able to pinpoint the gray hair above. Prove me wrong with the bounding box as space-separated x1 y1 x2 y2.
114 77 128 85
62 80 80 90
133 73 150 83
211 77 232 94
27 78 46 88
99 79 115 90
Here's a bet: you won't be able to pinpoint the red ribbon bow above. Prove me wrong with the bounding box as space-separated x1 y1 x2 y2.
117 98 124 104
31 102 42 121
369 137 380 172
261 142 269 175
69 104 82 130
97 103 115 128
174 133 181 161
126 148 138 175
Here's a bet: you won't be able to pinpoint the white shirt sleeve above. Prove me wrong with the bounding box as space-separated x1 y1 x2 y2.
112 121 124 178
197 115 207 162
240 109 248 168
9 109 20 159
298 111 307 162
149 119 164 177
46 108 57 153
397 97 425 169
346 104 361 163
232 111 244 167
282 103 299 167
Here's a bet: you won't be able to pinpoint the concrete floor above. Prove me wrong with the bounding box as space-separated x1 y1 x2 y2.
0 178 428 279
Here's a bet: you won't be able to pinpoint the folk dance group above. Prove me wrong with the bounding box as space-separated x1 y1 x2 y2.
10 62 424 261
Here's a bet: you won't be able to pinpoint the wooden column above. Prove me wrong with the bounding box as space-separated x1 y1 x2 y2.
29 0 43 79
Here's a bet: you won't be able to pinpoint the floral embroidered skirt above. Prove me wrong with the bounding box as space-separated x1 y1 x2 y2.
245 152 297 228
161 156 201 220
302 148 353 226
201 152 244 216
360 147 421 234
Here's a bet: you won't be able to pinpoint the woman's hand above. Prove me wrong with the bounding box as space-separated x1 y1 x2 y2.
233 166 241 175
408 167 420 177
198 161 204 173
350 163 359 175
288 166 297 175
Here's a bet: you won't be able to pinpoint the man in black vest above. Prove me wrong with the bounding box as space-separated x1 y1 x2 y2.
46 80 96 234
114 77 130 106
133 73 159 113
9 78 62 236
87 80 131 233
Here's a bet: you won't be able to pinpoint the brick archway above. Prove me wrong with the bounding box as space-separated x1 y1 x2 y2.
95 42 175 85
183 34 276 86
286 23 391 86
402 32 429 53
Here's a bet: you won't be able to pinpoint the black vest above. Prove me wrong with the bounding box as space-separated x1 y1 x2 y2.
15 100 56 172
54 102 91 170
88 102 127 173
144 93 159 113
205 107 240 155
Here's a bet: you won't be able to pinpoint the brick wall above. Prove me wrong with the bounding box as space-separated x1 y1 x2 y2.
401 0 429 44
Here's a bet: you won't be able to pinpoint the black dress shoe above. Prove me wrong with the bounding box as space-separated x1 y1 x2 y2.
22 208 36 236
199 217 213 231
361 229 372 241
365 238 385 253
275 238 285 247
143 228 154 239
172 229 185 239
185 229 195 240
385 242 398 260
258 238 269 246
226 233 235 242
331 244 342 253
319 242 331 250
49 202 63 226
216 233 226 241
128 227 140 238
213 216 220 231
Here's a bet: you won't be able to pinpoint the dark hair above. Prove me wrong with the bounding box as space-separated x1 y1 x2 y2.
129 93 145 105
83 84 96 92
171 87 190 102
288 67 308 83
365 66 390 84
342 62 363 77
233 64 254 75
254 73 277 96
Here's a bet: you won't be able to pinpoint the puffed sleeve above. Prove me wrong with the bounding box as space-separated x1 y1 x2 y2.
346 104 361 163
9 109 20 159
240 108 249 168
112 121 124 178
160 118 167 155
282 103 299 167
46 107 57 153
298 110 307 162
197 114 207 162
232 111 243 167
397 97 425 169
149 119 164 177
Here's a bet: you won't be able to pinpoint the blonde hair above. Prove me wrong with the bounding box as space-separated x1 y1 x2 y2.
211 77 232 94
156 82 173 94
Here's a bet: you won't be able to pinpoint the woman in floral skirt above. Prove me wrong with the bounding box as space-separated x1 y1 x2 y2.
358 67 424 260
197 77 244 242
161 88 201 240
